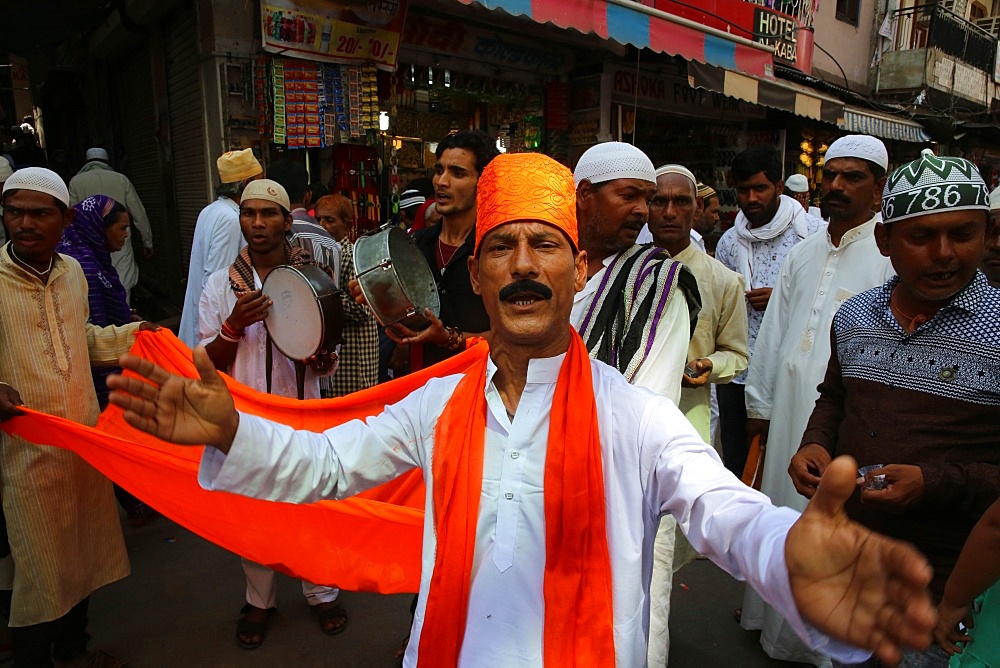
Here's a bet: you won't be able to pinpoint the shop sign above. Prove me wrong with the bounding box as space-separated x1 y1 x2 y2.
401 14 572 74
607 66 765 120
752 7 798 64
260 0 409 68
651 0 810 70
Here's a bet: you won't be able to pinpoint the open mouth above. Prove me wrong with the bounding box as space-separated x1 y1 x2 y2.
925 270 957 282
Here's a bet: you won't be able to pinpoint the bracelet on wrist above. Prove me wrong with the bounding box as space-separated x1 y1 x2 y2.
220 320 245 342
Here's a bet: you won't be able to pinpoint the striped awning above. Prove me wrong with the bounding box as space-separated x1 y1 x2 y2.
457 0 774 78
838 107 931 143
687 61 844 125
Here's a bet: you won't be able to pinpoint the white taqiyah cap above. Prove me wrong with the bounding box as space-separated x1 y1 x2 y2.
241 178 290 211
655 164 698 190
785 174 809 192
86 147 109 162
990 185 1000 211
2 166 69 206
574 142 656 187
824 135 888 171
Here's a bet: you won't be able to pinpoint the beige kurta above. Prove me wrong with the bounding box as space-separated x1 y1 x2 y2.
673 244 749 444
0 246 138 626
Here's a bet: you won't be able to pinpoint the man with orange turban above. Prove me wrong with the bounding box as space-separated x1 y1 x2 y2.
108 153 936 667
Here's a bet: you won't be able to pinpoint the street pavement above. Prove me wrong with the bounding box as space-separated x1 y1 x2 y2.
44 512 808 667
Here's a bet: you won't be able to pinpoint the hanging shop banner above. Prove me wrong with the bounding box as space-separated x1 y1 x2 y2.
400 13 573 75
260 0 409 69
607 65 765 122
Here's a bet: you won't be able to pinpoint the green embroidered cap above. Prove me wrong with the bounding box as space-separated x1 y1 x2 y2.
881 148 990 223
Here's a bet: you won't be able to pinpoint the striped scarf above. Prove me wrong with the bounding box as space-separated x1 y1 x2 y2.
578 244 700 381
227 242 308 295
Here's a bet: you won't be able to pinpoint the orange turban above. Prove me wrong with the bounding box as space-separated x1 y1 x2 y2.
475 153 577 253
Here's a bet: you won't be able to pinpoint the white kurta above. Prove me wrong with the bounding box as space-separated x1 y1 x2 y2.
571 254 689 406
198 268 330 398
178 197 245 349
199 353 869 668
740 217 894 664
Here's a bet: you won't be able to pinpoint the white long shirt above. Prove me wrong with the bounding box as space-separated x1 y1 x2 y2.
178 197 245 349
571 254 689 405
199 352 867 667
198 267 329 398
745 217 895 511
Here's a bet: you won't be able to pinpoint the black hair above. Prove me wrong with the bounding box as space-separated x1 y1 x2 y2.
102 200 128 227
434 130 499 175
266 159 308 203
731 146 783 184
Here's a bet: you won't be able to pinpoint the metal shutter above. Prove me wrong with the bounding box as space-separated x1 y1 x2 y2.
165 4 210 281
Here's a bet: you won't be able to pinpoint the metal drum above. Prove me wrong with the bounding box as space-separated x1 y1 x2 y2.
354 224 440 330
261 265 345 360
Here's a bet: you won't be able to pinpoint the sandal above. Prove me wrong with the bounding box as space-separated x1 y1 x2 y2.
312 600 349 636
236 603 276 650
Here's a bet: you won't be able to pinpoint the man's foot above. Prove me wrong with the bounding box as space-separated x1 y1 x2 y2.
236 603 276 650
312 600 348 635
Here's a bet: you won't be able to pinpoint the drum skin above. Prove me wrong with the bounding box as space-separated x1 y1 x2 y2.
261 265 345 360
354 225 440 330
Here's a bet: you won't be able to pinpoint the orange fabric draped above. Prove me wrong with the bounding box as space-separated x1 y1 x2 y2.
419 331 615 665
1 329 485 594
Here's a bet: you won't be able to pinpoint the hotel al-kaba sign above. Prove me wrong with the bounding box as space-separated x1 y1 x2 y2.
652 0 814 73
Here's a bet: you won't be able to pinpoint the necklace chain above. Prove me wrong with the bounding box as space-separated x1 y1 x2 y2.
436 238 459 273
890 288 927 333
9 247 53 278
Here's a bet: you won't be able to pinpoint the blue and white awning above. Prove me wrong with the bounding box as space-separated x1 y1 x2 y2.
838 107 931 143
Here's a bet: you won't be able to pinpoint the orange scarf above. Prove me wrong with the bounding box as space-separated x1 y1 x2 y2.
1 329 486 593
418 330 615 665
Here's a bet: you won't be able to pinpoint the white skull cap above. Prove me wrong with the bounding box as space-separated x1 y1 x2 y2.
655 164 698 190
2 166 69 206
574 142 655 187
825 135 889 171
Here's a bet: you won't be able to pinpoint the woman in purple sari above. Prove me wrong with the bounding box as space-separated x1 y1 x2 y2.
58 194 158 526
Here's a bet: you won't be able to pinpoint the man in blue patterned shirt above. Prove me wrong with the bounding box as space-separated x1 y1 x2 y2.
790 149 1000 667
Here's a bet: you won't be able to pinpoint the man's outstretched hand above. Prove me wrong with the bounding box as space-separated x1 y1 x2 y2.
107 346 240 453
786 456 936 665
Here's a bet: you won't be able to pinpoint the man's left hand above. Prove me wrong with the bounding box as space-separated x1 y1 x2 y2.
306 349 338 376
386 309 450 348
681 358 712 388
860 464 925 512
787 456 935 665
138 321 161 332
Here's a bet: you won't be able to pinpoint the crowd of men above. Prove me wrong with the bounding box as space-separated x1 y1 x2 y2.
0 129 997 668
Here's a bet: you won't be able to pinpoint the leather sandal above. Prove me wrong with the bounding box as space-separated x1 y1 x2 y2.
312 600 349 636
236 603 276 650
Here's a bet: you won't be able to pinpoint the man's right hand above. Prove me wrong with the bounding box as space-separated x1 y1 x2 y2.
348 279 367 307
789 443 833 499
745 287 773 311
0 383 24 421
107 347 240 453
228 290 271 330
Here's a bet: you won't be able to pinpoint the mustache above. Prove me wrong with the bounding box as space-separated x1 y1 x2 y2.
499 279 553 302
822 192 851 205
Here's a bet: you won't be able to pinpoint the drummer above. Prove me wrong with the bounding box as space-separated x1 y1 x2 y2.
373 130 499 375
195 178 346 649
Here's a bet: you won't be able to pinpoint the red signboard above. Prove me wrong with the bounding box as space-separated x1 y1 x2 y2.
652 0 813 72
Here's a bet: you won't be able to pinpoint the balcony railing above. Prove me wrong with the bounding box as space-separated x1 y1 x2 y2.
887 2 997 74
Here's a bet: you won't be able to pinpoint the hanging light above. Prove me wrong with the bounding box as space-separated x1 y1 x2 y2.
378 111 390 132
